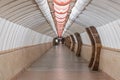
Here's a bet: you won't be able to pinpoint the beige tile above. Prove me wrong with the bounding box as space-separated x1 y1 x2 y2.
15 45 114 80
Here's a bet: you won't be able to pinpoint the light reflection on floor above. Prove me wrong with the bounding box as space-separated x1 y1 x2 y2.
15 45 114 80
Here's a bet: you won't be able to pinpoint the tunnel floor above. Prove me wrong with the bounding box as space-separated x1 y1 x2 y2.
15 45 114 80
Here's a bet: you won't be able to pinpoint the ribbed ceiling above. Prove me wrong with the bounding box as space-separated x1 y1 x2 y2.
75 0 120 27
0 0 55 37
0 0 120 37
62 0 120 37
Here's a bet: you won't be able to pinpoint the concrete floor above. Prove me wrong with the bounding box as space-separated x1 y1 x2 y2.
15 45 114 80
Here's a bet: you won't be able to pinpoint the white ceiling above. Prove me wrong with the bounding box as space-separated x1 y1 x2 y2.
0 0 56 37
0 0 120 37
75 0 120 27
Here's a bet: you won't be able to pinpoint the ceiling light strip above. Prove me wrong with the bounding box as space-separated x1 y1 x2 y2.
62 0 91 36
53 0 71 37
35 0 57 35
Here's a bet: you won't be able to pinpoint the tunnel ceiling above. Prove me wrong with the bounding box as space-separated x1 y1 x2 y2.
62 0 120 36
75 0 120 27
0 0 120 37
0 0 55 37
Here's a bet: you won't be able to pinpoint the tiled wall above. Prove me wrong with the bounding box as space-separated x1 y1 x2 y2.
81 45 120 80
0 43 53 80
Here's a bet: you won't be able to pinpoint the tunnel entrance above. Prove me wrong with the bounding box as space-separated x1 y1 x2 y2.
53 37 65 45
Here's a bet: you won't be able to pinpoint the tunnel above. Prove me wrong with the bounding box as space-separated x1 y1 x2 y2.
0 0 120 80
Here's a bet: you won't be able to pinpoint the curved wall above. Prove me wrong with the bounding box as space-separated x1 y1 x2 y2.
0 18 53 51
97 19 120 49
0 18 53 80
80 20 120 80
81 32 91 45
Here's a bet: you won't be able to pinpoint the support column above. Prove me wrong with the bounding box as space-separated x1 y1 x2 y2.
65 36 71 48
86 26 102 71
70 35 75 51
74 33 83 57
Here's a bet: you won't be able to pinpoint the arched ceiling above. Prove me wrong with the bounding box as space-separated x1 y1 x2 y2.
75 0 120 27
62 0 120 36
63 23 85 37
0 0 56 37
0 0 44 27
1 0 120 38
68 23 85 33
